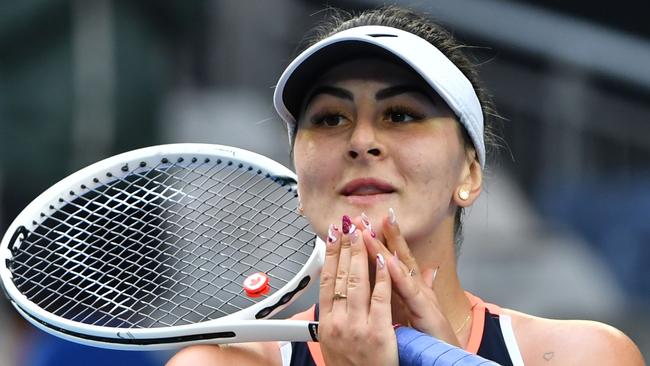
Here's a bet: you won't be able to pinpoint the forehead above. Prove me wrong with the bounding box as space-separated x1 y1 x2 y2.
314 58 428 87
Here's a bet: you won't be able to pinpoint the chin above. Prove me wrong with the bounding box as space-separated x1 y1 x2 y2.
343 192 394 206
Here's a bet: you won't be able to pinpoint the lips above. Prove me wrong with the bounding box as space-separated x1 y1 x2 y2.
340 178 396 196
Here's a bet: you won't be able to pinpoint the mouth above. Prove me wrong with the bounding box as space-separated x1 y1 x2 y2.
340 178 396 197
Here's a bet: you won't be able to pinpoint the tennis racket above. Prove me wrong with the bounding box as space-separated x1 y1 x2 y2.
1 144 323 350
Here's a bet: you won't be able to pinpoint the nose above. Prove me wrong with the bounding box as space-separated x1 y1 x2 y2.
347 119 383 160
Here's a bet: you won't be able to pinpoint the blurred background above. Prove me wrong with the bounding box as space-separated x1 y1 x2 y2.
0 0 648 364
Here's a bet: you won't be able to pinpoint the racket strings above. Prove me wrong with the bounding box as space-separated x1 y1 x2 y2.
141 162 310 280
104 162 312 327
17 163 302 326
10 157 315 328
19 168 184 322
14 170 201 326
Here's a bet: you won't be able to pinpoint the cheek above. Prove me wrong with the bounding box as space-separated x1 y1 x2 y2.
293 135 342 238
399 134 463 199
293 135 337 203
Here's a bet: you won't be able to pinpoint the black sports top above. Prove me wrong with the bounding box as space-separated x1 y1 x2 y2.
280 292 524 366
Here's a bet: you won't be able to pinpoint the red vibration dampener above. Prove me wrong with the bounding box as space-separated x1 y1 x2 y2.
243 272 270 297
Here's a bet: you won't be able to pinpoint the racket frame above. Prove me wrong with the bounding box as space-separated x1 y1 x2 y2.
1 144 323 350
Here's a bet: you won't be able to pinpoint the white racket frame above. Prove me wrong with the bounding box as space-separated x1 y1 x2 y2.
0 144 324 350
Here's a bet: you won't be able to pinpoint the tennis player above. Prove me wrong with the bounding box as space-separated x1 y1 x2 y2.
168 6 644 365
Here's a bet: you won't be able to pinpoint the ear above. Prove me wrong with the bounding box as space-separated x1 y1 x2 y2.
453 149 482 208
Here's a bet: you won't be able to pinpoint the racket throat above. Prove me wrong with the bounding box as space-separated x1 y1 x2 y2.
308 322 319 341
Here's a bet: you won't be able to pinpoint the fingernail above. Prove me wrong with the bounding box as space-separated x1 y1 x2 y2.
361 212 376 237
388 208 397 225
327 224 337 244
376 253 385 269
348 225 358 242
342 215 352 234
361 212 372 230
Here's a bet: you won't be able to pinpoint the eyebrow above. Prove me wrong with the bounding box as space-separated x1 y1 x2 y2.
375 85 435 104
303 86 353 108
302 84 436 109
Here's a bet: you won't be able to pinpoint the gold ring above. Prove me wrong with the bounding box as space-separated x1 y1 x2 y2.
408 268 416 277
333 291 347 300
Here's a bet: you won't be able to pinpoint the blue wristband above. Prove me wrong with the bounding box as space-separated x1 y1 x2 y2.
395 327 499 365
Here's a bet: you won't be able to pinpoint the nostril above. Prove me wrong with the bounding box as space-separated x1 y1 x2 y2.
349 150 359 159
367 148 381 156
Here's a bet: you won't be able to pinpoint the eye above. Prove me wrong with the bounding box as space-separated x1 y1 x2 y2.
312 113 346 127
385 107 423 123
389 111 415 123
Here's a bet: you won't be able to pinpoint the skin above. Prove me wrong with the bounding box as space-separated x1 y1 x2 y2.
166 59 645 366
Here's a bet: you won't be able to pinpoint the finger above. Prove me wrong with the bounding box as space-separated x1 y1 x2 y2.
332 215 355 312
421 266 439 289
319 223 342 315
368 253 393 328
362 227 411 301
363 228 392 262
360 212 376 239
386 255 443 335
382 208 421 283
346 220 370 315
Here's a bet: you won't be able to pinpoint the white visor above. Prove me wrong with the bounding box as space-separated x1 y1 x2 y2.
273 25 485 168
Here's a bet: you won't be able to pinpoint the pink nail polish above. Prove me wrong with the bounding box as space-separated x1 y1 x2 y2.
376 253 385 269
342 215 352 234
370 230 376 238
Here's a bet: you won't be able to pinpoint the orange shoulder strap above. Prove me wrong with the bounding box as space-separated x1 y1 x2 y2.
464 291 503 354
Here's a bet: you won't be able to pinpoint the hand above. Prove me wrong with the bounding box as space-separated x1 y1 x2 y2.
318 216 398 366
363 210 460 346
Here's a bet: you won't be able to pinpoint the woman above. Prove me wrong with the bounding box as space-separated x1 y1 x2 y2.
168 6 644 366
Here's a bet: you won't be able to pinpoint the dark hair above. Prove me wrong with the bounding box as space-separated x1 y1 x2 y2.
290 6 501 255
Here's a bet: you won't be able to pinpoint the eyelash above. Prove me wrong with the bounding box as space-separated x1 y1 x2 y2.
307 105 425 127
383 106 425 123
310 110 347 126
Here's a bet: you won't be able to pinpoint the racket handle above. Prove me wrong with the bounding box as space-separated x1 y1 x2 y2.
395 327 499 365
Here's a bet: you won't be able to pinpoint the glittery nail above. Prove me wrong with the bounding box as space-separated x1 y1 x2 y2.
342 215 352 234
